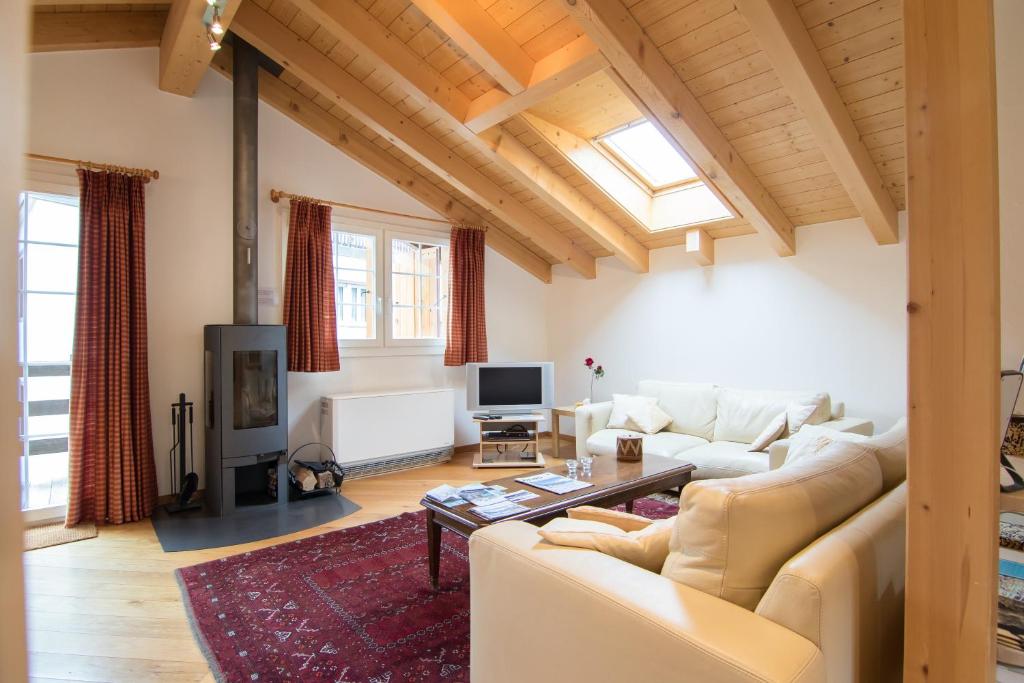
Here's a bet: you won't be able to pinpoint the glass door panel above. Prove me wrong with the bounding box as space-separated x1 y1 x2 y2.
18 192 79 513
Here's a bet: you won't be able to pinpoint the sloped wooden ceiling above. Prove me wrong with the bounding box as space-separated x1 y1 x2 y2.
30 0 906 281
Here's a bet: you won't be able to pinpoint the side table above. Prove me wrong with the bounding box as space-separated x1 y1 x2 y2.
551 405 578 459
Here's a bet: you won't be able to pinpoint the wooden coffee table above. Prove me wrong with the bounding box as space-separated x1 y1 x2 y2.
419 454 695 589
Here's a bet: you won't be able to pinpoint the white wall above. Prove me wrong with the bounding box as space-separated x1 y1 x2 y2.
27 48 548 495
546 217 909 432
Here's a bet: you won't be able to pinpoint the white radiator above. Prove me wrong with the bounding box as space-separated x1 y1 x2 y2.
320 388 455 479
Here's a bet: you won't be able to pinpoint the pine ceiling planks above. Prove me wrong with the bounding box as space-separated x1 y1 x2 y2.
29 0 910 280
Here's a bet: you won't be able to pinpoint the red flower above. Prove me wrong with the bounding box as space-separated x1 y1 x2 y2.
584 357 594 367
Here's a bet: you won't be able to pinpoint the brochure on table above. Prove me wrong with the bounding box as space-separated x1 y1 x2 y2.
424 482 541 520
516 472 593 495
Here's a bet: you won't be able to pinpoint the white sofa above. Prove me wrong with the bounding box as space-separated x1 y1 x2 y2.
470 440 907 683
575 380 873 479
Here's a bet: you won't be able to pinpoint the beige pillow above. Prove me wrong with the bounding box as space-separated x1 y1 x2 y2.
661 440 883 610
607 394 657 430
786 418 907 491
749 411 787 452
539 516 675 572
567 505 658 531
626 402 674 435
786 403 818 436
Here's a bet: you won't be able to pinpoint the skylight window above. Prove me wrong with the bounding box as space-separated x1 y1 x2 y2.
598 120 698 191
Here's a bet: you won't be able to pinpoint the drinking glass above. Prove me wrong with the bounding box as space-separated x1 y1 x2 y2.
565 459 579 478
579 453 594 476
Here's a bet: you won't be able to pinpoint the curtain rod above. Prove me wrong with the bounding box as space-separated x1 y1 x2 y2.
269 188 485 231
27 153 160 182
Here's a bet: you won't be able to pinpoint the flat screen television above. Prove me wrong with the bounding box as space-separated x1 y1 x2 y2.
466 362 554 413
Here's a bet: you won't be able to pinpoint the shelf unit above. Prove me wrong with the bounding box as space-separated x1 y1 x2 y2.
472 413 547 469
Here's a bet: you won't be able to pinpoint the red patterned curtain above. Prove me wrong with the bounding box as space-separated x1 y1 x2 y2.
66 170 157 526
283 199 340 372
444 226 488 367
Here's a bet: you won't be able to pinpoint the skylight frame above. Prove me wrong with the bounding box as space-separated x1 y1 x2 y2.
595 119 701 194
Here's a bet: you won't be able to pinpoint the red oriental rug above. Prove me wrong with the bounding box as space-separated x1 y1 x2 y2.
177 498 676 682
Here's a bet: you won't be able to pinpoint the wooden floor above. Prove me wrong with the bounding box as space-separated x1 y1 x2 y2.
23 444 564 683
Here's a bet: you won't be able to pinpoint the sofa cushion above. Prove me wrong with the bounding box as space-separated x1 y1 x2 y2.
538 516 675 572
661 440 883 610
749 411 788 452
637 380 718 441
626 401 674 435
585 429 707 458
787 418 907 491
754 482 906 683
677 441 771 480
607 394 657 430
713 388 831 443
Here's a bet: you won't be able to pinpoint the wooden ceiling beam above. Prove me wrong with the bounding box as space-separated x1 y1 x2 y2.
480 126 649 272
160 0 241 97
408 0 534 95
232 1 595 278
520 112 652 228
208 50 552 283
289 0 644 273
284 0 470 122
464 36 608 134
31 10 166 52
564 0 796 256
32 0 166 4
735 0 899 245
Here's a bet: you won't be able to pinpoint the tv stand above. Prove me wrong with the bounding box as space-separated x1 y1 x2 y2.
472 413 547 469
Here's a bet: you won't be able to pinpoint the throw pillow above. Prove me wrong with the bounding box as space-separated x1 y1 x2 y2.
661 440 883 609
568 504 662 532
539 516 675 572
786 403 818 436
748 411 788 452
785 418 907 491
607 394 657 430
626 402 674 435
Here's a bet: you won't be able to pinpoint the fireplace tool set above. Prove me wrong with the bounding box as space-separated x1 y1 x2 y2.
166 392 201 513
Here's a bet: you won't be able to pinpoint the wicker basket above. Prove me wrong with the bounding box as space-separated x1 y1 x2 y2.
616 434 644 462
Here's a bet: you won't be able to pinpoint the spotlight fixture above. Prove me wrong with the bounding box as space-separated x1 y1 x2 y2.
203 1 224 51
210 8 224 35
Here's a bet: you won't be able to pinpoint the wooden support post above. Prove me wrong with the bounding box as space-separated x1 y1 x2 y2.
0 2 29 680
903 0 1001 681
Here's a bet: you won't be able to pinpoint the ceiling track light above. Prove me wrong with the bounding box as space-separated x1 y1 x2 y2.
203 2 225 51
210 8 224 35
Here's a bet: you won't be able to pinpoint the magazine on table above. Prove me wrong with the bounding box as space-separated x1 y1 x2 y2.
468 499 530 521
424 484 468 508
503 489 540 504
456 483 508 506
425 483 532 509
515 472 593 495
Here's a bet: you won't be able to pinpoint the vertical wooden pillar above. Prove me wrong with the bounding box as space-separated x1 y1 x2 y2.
904 1 1001 681
0 1 29 681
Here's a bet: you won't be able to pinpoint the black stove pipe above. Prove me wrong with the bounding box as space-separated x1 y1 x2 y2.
233 37 259 325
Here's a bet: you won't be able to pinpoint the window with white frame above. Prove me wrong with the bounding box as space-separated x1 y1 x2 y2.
332 230 376 341
18 191 79 512
389 237 448 342
324 218 449 353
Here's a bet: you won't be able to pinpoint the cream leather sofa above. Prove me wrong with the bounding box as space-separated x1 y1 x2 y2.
575 380 873 479
470 443 906 683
